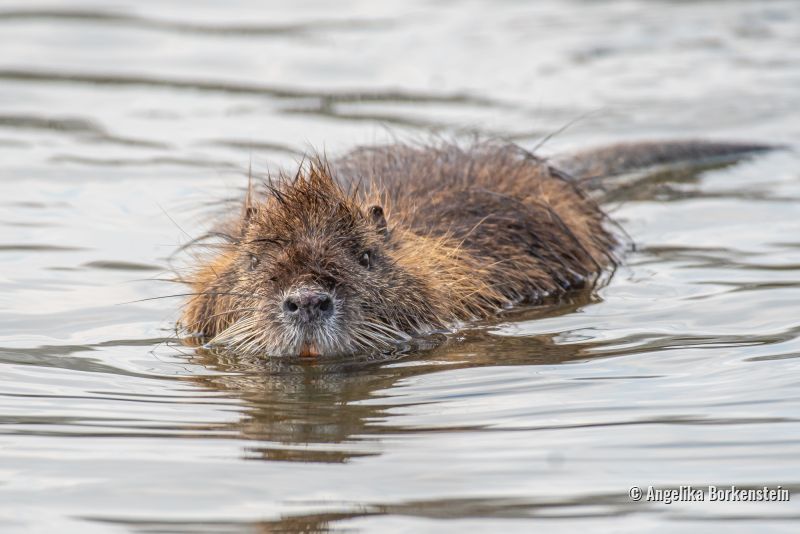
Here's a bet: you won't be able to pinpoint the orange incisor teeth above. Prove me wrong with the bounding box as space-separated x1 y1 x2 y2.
299 342 320 358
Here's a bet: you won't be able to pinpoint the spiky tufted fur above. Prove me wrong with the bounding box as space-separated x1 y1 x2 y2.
180 141 617 357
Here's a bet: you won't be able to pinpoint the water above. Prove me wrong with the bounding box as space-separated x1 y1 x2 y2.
1 0 800 532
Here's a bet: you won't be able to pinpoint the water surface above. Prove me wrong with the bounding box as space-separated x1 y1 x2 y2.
1 1 800 532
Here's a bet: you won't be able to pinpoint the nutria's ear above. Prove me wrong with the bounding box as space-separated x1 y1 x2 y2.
368 205 388 236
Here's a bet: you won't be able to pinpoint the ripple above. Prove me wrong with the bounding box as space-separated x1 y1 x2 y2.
82 260 164 272
49 155 240 169
0 69 497 106
198 139 303 156
0 8 392 37
79 486 800 532
0 113 168 148
0 243 87 252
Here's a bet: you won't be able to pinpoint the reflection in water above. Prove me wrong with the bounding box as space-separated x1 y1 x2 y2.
183 292 604 463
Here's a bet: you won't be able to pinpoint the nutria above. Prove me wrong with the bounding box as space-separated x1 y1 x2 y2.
179 140 771 358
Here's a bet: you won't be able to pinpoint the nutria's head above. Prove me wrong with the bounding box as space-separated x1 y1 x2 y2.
182 161 470 358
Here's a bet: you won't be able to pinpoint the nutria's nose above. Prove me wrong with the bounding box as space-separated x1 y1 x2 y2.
283 290 334 322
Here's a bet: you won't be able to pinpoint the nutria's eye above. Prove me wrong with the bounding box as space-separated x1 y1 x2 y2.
249 254 259 270
358 251 371 269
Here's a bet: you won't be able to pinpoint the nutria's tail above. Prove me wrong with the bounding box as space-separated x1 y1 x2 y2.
552 140 780 181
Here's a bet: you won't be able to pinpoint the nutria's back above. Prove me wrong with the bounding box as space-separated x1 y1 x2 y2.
179 140 768 358
334 143 616 295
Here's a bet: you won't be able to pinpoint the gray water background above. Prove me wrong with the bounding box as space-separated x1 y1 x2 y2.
1 0 800 532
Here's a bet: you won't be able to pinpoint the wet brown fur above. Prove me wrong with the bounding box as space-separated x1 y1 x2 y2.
180 141 617 356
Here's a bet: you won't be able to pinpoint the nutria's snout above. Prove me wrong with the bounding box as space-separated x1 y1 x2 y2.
280 287 341 358
283 289 335 323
